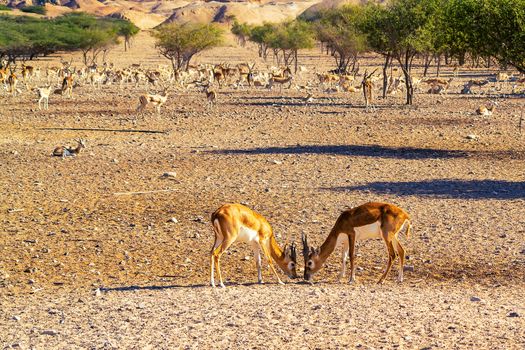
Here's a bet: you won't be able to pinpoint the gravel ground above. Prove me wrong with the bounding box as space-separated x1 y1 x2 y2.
1 32 524 349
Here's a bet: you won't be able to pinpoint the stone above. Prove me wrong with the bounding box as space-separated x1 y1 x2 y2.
168 217 178 223
161 172 177 179
507 312 520 317
466 134 478 140
470 296 481 302
41 329 58 336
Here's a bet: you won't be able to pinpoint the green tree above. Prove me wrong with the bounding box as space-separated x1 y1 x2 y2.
362 0 439 105
231 20 251 47
153 22 224 73
315 5 368 73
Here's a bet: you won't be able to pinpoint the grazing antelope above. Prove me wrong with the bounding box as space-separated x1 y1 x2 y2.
35 86 52 110
53 139 86 157
210 203 298 288
302 202 411 284
61 75 73 98
136 89 169 114
476 101 497 116
0 68 7 88
361 69 377 111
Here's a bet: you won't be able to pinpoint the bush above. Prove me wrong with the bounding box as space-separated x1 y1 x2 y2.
0 5 12 11
20 5 47 15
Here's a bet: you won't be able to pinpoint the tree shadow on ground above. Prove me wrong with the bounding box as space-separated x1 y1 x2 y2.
325 179 525 200
209 144 469 160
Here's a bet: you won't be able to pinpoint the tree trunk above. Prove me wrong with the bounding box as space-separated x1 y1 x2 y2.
398 51 414 105
382 53 391 99
436 54 441 77
294 50 298 73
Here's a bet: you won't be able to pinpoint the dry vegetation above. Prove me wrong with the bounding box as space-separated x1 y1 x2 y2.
1 32 524 349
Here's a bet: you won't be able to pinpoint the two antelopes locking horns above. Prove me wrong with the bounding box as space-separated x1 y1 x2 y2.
210 202 411 288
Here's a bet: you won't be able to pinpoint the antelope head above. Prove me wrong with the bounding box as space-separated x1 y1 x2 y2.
77 139 86 149
281 242 298 279
302 233 322 281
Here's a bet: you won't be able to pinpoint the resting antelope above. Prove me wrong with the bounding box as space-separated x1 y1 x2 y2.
210 203 298 288
53 139 86 157
136 89 169 114
424 77 453 94
476 101 497 116
302 202 411 284
35 86 52 110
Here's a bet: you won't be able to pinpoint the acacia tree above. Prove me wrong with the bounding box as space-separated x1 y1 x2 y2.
154 22 224 73
443 0 525 73
362 0 439 105
270 21 315 72
231 20 251 47
315 5 368 73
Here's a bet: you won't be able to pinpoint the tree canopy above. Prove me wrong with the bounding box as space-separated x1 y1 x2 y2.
0 13 139 65
153 22 224 72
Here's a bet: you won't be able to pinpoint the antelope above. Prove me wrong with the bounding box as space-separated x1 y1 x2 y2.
53 139 86 157
0 68 7 88
21 63 34 86
202 84 217 107
476 101 497 116
302 202 411 284
268 75 293 91
362 69 377 111
61 75 73 98
136 89 169 114
7 70 18 96
461 79 489 95
35 86 52 110
424 77 453 94
210 203 298 288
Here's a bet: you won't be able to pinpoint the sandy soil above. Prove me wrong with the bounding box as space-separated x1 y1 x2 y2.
1 33 524 349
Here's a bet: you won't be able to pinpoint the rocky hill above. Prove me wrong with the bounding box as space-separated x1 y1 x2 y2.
4 0 358 29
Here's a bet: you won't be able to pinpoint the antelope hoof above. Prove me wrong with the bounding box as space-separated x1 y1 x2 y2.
258 280 264 285
219 283 225 288
278 280 285 285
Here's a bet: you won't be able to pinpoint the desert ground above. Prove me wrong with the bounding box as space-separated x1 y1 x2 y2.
1 32 525 349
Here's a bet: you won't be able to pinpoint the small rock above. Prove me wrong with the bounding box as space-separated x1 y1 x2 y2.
271 160 282 165
470 296 482 302
161 172 177 179
193 233 200 239
167 217 178 223
112 158 119 164
466 134 478 140
403 265 415 272
242 256 250 261
94 288 102 297
41 329 58 336
312 304 322 310
507 312 520 317
137 303 146 309
13 315 21 321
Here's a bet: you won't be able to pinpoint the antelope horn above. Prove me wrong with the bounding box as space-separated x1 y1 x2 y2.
301 233 309 260
290 242 297 261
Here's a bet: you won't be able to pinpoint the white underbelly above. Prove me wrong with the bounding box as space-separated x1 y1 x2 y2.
337 220 382 247
355 220 382 240
237 225 259 243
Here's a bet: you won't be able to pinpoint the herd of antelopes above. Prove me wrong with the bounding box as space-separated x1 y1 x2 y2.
1 56 523 116
1 55 522 287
